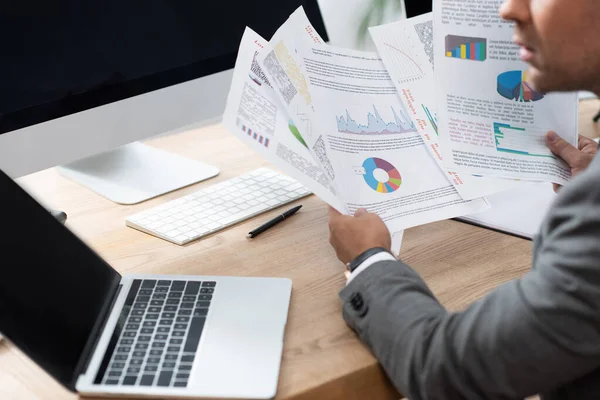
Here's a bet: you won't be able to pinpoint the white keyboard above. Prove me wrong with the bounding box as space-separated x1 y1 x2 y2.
126 168 312 245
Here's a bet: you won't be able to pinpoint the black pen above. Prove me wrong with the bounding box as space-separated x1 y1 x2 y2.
246 205 302 239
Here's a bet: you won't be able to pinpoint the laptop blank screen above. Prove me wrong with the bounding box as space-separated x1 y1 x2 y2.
0 171 121 391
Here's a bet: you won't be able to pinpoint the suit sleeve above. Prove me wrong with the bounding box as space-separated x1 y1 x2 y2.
340 166 600 400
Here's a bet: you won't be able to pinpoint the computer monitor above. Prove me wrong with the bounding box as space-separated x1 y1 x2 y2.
0 1 328 204
405 0 433 17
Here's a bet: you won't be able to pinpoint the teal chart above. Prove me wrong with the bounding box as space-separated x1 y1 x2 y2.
494 122 555 158
337 105 416 135
362 158 402 193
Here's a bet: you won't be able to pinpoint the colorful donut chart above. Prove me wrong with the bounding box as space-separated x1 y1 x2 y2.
362 157 402 193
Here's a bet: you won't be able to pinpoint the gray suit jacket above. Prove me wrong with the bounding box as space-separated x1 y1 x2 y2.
340 154 600 400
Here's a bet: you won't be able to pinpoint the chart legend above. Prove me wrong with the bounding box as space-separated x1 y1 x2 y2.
445 35 487 61
362 157 402 193
497 70 545 102
494 122 554 158
337 105 416 135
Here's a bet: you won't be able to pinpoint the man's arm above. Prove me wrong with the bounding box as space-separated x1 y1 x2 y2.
339 160 600 400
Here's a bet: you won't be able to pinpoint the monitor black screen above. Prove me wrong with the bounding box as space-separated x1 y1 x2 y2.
0 169 121 391
405 0 432 17
0 1 328 135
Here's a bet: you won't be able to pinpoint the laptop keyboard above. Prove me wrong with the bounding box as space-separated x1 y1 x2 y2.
94 279 215 388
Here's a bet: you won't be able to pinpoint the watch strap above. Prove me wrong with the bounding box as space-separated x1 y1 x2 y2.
347 247 393 273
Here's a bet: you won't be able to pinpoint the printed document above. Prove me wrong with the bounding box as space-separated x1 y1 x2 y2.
370 13 521 200
433 0 578 184
257 8 489 233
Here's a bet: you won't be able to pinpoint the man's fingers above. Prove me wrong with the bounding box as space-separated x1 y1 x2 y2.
547 131 582 166
354 208 368 217
553 183 562 193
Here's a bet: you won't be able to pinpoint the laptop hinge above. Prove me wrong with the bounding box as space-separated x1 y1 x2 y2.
68 277 122 391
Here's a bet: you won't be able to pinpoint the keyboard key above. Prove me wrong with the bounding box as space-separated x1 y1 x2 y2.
184 282 201 295
176 317 190 323
146 314 159 320
166 299 179 305
133 303 147 309
132 351 146 358
129 317 142 323
165 354 178 360
153 294 166 300
141 328 154 334
157 280 171 286
171 281 186 291
182 295 196 302
120 339 134 345
123 332 136 338
162 312 176 319
152 342 166 348
139 289 153 295
127 367 141 374
148 307 161 313
155 334 168 340
179 365 192 371
170 339 183 345
168 292 182 298
150 350 163 356
123 376 138 385
178 309 192 316
180 302 194 309
181 355 195 363
157 371 173 387
200 288 214 294
172 331 185 337
111 362 125 368
135 343 149 350
114 355 128 361
130 359 143 365
143 321 156 327
137 296 150 302
140 375 155 386
167 346 181 353
176 373 190 379
184 317 206 353
145 366 158 372
126 324 139 330
198 295 212 301
160 319 174 326
105 379 119 385
141 280 156 289
193 309 208 317
108 370 122 376
155 287 168 293
117 347 131 353
163 362 176 369
147 357 161 364
150 300 164 306
138 336 151 342
157 327 169 333
132 310 144 316
174 382 188 387
196 301 210 308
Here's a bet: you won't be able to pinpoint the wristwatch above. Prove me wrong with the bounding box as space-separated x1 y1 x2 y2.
346 247 393 273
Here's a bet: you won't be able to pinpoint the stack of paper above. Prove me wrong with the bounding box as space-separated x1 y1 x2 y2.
222 5 579 249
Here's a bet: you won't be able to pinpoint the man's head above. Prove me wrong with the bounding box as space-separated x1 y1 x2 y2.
500 0 600 94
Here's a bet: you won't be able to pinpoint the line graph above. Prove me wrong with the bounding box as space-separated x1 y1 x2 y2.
382 33 427 83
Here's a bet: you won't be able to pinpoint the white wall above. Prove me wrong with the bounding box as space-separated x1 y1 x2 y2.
316 0 406 51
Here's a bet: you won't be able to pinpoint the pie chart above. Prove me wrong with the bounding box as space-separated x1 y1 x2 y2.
362 157 402 193
497 70 544 102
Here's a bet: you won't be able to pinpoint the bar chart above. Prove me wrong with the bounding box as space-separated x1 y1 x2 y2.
445 35 487 61
493 122 554 158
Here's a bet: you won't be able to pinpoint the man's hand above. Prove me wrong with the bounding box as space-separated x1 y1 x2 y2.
328 207 391 265
546 131 598 192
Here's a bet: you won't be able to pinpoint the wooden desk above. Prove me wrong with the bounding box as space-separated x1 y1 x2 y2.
1 100 599 400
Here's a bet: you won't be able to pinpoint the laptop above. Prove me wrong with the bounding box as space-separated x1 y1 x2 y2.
0 169 292 399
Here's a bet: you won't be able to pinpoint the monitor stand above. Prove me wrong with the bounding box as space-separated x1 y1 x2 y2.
57 142 219 205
